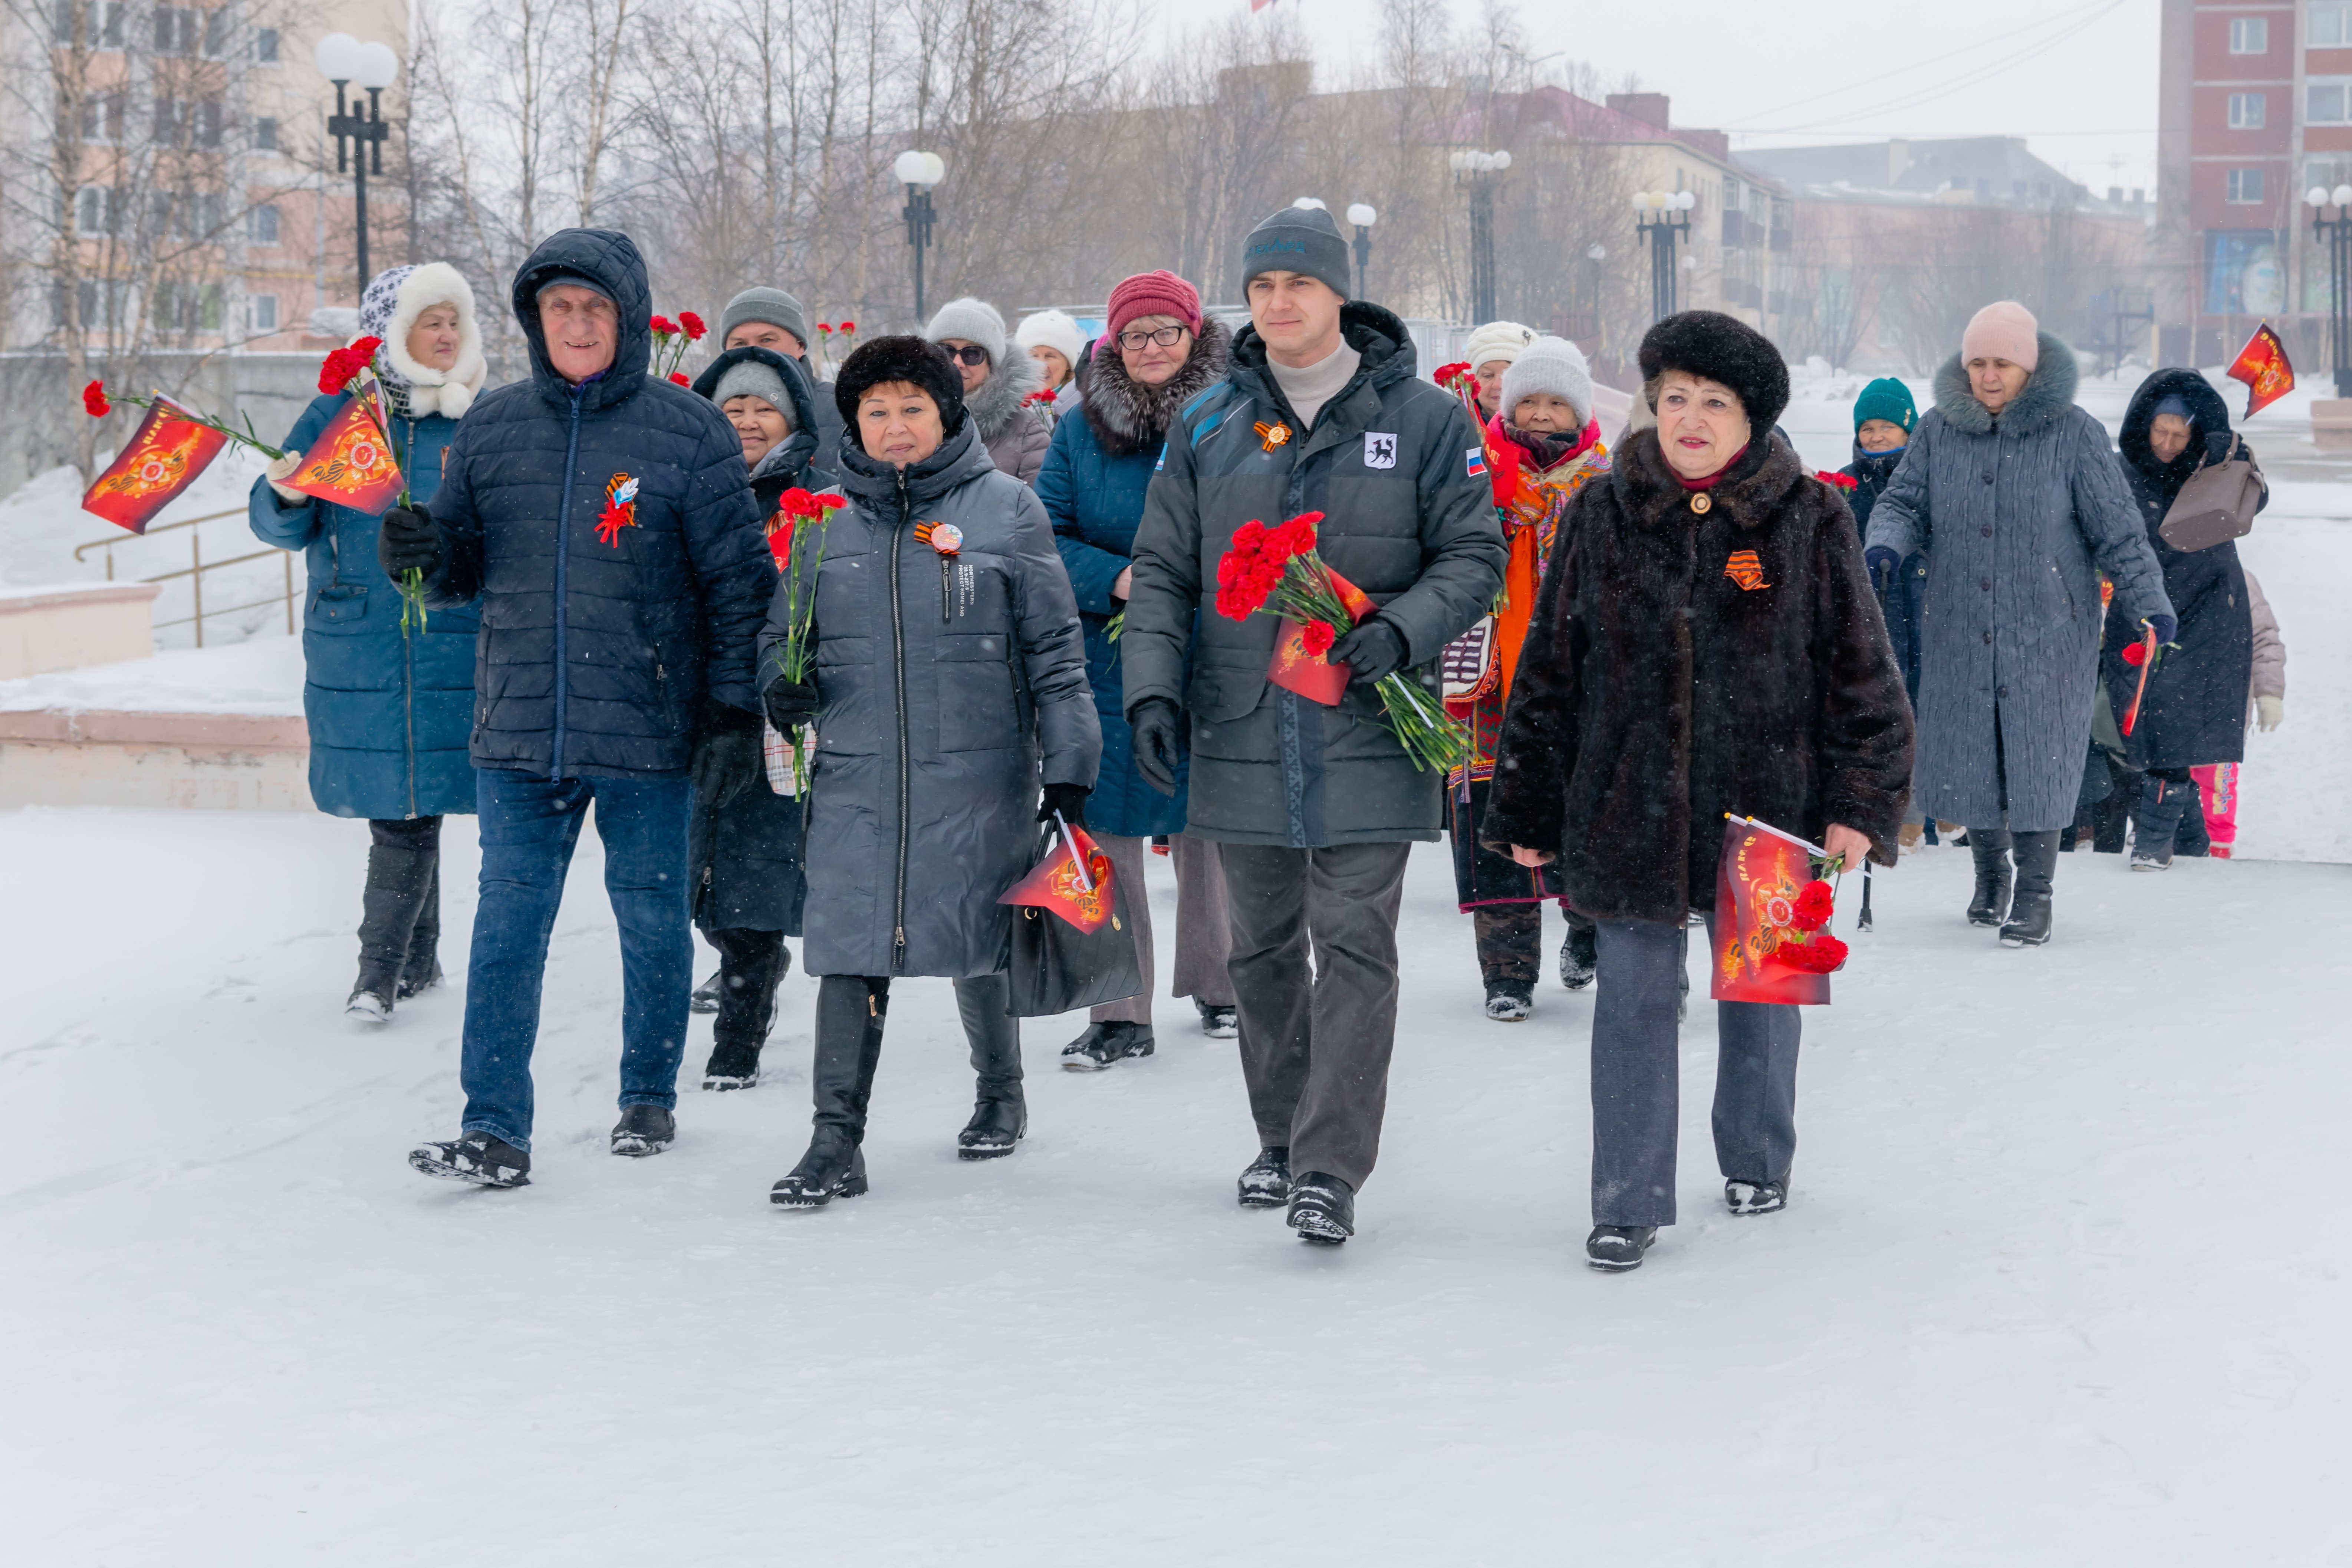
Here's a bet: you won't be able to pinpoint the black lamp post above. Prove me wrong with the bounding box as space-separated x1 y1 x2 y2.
895 150 945 323
1347 203 1377 301
313 33 397 298
2308 182 2352 395
1634 189 1695 323
1450 150 1510 322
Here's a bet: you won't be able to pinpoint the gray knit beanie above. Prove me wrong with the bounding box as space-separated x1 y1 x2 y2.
923 296 1009 365
1238 204 1354 300
710 358 795 429
720 287 810 351
1499 336 1596 430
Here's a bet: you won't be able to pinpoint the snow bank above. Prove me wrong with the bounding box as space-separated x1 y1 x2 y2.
0 634 303 716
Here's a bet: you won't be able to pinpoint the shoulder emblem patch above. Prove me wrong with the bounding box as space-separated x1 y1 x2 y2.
596 473 640 547
1364 432 1398 469
1466 446 1487 478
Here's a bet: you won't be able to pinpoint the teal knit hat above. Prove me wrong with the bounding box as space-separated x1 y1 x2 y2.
1853 377 1917 434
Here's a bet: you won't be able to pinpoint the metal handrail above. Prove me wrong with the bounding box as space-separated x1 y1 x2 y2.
72 506 294 646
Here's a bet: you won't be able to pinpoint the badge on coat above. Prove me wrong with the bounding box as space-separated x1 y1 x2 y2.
596 473 640 547
1724 549 1770 591
1465 446 1487 479
1364 432 1398 469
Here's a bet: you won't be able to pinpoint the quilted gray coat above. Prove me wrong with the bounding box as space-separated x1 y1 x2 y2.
759 420 1099 979
1866 335 2172 830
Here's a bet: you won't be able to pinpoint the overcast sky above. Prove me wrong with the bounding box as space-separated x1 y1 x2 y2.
1233 0 2160 194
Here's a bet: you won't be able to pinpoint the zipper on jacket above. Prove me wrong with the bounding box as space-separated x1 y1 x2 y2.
550 386 585 779
401 412 418 819
889 470 913 972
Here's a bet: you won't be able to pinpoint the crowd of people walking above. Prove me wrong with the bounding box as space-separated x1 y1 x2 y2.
250 203 2286 1270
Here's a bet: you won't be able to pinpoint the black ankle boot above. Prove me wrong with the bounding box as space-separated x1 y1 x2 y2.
2131 773 2189 871
955 974 1024 1156
1966 828 2014 926
2000 831 2060 947
770 1127 868 1207
958 1091 1027 1159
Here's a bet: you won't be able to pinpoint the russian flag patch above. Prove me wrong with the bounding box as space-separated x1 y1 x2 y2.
1466 447 1487 478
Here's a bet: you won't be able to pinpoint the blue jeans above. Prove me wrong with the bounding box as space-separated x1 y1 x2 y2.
458 768 694 1150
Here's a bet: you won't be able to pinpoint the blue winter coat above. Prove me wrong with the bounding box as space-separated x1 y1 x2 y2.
248 394 479 819
420 228 776 778
1840 441 1927 706
1036 321 1230 838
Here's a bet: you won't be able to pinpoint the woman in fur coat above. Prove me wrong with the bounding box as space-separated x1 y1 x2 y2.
924 296 1052 484
247 262 488 1023
1037 270 1236 1068
1484 311 1913 1273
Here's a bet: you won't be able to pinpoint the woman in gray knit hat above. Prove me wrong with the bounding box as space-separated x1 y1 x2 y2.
924 296 1052 484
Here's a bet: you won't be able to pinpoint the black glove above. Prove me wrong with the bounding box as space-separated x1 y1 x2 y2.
762 671 820 731
1038 782 1092 831
690 699 764 810
1327 618 1405 686
378 504 443 579
1863 545 1899 582
1128 698 1182 798
2203 430 2238 465
2146 613 2178 647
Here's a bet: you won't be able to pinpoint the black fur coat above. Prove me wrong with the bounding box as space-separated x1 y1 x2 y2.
1483 430 1914 924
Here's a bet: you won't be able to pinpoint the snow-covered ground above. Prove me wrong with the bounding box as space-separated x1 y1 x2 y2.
3 805 2348 1563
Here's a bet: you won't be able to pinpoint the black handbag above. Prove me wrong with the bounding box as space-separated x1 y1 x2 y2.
1003 830 1144 1018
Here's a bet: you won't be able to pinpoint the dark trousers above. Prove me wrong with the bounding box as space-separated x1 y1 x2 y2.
458 769 693 1152
810 972 1021 1139
705 926 789 1075
1220 841 1412 1191
1590 918 1800 1227
359 815 442 989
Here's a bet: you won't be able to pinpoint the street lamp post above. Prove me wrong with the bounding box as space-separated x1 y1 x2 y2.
1347 203 1378 302
313 33 398 298
2307 183 2352 395
895 150 946 323
1449 150 1511 323
1633 190 1695 323
1583 242 1606 346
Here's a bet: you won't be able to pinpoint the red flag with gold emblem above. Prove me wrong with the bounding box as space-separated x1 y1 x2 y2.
1267 566 1378 706
1710 815 1847 1005
998 822 1117 934
80 397 231 535
282 395 405 513
2226 323 2295 418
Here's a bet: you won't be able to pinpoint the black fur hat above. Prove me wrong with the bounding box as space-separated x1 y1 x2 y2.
1638 310 1790 434
833 334 967 436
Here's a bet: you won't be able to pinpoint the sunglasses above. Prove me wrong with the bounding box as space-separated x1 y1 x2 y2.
946 345 990 367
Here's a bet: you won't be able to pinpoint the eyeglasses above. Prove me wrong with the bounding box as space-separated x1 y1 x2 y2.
1116 325 1191 351
946 344 990 366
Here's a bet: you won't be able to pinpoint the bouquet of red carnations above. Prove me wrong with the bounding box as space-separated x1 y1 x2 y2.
766 484 848 791
1214 510 1467 773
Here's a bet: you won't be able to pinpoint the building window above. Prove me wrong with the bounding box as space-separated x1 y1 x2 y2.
152 5 197 55
2312 4 2352 47
76 91 123 143
52 1 125 46
254 116 277 151
74 184 115 236
250 295 279 333
2227 167 2266 204
2229 16 2267 52
247 203 280 244
2230 93 2266 130
254 27 279 63
2310 78 2352 125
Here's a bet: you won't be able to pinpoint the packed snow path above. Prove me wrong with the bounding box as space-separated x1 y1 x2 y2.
3 807 2346 1563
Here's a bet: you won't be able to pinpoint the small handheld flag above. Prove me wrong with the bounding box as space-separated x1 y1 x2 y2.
2226 323 2295 418
80 397 230 534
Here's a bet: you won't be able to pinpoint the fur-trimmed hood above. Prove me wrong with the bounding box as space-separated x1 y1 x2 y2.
356 261 487 421
1082 315 1232 458
964 343 1047 441
1931 330 2078 439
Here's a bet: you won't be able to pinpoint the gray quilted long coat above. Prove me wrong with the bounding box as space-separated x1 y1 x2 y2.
1866 335 2173 830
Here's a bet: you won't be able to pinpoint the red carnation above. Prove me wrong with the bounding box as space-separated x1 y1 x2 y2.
669 371 690 385
1816 470 1859 490
678 310 707 340
817 323 833 335
1791 880 1835 933
81 379 110 417
812 492 846 511
651 315 677 336
2121 640 2148 667
1780 934 1849 973
1302 619 1337 657
837 320 855 333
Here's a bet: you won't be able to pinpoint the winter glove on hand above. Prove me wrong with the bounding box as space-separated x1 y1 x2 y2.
1128 698 1183 798
690 700 764 811
2145 613 2178 647
377 504 444 579
1328 618 1405 686
1863 545 1899 585
2256 694 2285 731
266 451 308 505
761 671 820 732
2204 430 2240 465
1038 782 1092 831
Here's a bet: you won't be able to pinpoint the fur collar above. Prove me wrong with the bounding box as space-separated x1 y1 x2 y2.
1611 425 1812 532
964 346 1046 441
1931 331 2078 438
1083 317 1232 458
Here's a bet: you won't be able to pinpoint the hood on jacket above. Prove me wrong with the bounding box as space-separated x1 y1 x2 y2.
963 344 1047 441
1082 315 1232 458
2119 366 2233 501
693 343 824 485
1227 301 1420 412
509 228 653 415
833 416 996 509
359 262 488 420
1931 330 2079 439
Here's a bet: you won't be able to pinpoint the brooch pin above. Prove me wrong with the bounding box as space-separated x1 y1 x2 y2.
914 521 963 555
1724 549 1770 591
1252 420 1291 453
1689 492 1711 515
596 473 640 546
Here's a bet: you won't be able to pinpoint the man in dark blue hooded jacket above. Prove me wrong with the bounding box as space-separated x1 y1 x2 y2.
384 229 775 1187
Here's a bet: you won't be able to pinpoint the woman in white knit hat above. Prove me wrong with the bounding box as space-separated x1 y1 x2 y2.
1444 335 1612 1019
1463 319 1537 423
1015 308 1087 427
924 296 1051 484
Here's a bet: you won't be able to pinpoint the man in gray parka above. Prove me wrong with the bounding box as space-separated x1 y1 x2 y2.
1122 206 1506 1243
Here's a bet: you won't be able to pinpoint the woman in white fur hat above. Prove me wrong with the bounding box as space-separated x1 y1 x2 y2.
247 262 490 1023
1464 319 1537 423
1015 307 1087 427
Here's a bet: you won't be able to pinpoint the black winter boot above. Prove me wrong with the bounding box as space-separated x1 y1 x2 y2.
397 860 444 999
1966 828 2014 926
610 1104 675 1157
1586 1225 1658 1271
2131 773 2190 872
770 1127 868 1207
2000 831 2060 947
351 817 441 1020
1559 918 1597 991
1238 1147 1291 1207
1060 1020 1155 1070
1194 999 1238 1038
957 975 1026 1158
1483 980 1532 1022
409 1130 530 1188
701 928 790 1089
810 976 887 1137
1286 1171 1355 1243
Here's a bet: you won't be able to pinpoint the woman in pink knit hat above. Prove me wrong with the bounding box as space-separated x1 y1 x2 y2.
1864 300 2174 948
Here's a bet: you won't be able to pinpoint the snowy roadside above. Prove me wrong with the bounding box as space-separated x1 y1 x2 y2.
1 806 2346 1563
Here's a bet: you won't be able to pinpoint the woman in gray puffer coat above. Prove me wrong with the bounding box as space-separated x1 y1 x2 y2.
758 335 1100 1209
1866 301 2172 948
